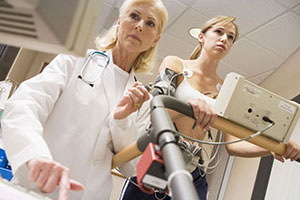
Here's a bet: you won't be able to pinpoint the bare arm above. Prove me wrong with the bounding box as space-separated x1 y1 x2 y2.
225 133 271 157
225 133 300 163
158 56 185 121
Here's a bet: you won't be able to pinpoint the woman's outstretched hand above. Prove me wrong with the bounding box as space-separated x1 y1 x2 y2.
114 82 150 120
27 158 84 200
273 140 300 163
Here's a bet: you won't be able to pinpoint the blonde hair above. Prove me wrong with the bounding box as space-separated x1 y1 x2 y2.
95 0 168 73
189 16 239 60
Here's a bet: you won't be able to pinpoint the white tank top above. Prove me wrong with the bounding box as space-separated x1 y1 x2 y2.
173 61 222 172
174 62 221 106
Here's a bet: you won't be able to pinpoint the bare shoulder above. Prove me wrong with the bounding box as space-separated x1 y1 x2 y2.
159 55 184 73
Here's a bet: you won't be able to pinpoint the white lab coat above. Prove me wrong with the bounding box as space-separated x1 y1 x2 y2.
1 50 150 200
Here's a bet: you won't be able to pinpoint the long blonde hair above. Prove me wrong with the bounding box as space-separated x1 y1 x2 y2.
95 0 168 73
189 16 239 60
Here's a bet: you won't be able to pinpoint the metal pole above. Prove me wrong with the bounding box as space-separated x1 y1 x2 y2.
150 96 199 200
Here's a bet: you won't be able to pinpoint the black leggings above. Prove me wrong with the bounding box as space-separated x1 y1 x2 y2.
119 168 208 200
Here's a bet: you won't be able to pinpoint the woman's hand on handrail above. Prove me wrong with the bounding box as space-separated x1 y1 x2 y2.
187 98 218 132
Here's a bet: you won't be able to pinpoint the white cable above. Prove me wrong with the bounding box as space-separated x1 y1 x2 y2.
167 73 183 95
177 122 274 145
205 131 222 172
207 156 220 170
167 69 193 95
209 131 223 161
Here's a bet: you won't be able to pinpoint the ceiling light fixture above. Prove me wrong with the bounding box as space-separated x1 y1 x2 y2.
188 28 201 40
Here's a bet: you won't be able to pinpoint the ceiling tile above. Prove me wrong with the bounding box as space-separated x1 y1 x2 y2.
293 4 300 15
157 32 194 60
161 0 187 28
248 70 275 85
191 0 286 35
99 0 188 32
223 38 284 76
246 77 261 84
166 8 209 46
99 8 119 31
247 12 300 59
274 0 300 8
217 61 250 80
114 0 124 8
104 0 115 5
96 2 115 32
172 0 196 6
93 0 300 88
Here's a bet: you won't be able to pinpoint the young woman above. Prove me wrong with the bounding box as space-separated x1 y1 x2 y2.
120 15 300 200
1 0 168 200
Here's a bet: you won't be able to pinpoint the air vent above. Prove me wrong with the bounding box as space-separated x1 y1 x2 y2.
0 3 38 39
0 0 12 9
0 0 104 56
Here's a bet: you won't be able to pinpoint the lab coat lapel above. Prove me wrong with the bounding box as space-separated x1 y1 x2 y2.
102 50 136 113
124 69 136 95
102 50 116 113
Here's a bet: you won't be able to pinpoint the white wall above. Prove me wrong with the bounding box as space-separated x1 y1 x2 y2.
110 176 126 200
265 118 300 199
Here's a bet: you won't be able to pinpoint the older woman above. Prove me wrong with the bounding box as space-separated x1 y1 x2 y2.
1 0 168 200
